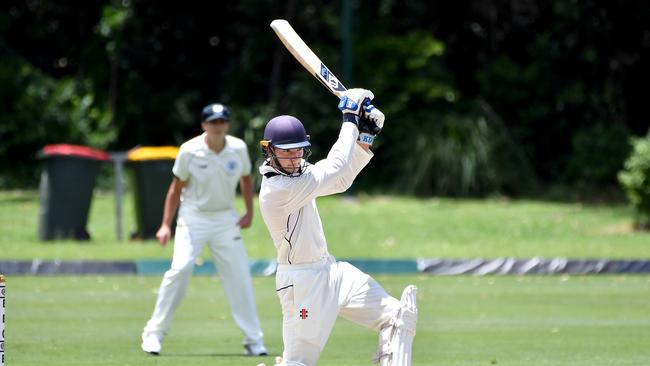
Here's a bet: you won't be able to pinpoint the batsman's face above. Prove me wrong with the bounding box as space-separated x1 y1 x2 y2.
273 147 304 173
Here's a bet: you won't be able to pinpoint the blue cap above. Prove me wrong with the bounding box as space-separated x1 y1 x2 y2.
201 103 230 122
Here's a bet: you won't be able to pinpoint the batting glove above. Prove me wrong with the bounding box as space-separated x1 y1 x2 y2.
357 100 385 147
338 88 374 124
362 99 385 130
357 117 381 147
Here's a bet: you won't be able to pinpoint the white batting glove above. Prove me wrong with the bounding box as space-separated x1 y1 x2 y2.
338 88 374 117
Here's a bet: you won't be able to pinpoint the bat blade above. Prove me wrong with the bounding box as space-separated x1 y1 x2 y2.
270 19 346 98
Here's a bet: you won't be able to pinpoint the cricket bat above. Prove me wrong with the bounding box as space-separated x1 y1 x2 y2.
270 19 347 98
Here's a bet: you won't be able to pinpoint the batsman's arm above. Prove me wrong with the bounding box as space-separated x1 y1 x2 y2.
356 140 371 152
264 123 370 217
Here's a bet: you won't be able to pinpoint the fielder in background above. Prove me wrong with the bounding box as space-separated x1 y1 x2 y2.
140 103 267 357
258 89 417 366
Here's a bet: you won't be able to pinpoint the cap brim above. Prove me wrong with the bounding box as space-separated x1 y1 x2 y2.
204 115 230 123
274 141 311 149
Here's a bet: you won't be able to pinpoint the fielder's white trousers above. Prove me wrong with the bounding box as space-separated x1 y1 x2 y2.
143 209 264 345
275 256 400 366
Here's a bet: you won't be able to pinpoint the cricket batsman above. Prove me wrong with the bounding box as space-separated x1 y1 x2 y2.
258 88 417 366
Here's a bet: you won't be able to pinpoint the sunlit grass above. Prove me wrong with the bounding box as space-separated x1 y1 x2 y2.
1 190 650 260
5 275 650 365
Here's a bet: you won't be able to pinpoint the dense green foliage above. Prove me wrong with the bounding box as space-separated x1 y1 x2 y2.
1 1 648 196
618 130 650 228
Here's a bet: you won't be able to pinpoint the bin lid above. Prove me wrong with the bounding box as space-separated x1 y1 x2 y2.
41 144 110 161
127 146 179 161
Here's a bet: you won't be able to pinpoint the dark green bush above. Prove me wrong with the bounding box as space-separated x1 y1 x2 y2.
566 123 632 184
0 55 114 188
618 131 650 229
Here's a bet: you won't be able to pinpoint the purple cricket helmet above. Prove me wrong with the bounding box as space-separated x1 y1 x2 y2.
261 115 311 149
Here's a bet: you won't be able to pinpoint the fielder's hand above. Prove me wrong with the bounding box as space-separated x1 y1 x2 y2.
238 211 253 229
338 88 374 124
155 225 172 247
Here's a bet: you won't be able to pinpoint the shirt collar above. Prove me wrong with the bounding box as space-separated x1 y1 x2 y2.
201 133 231 154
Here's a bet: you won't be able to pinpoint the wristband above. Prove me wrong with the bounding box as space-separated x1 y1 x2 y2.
342 113 360 125
358 132 375 146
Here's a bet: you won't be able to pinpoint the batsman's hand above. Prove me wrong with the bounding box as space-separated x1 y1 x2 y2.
338 88 374 123
156 225 172 247
357 99 384 147
357 118 380 147
362 99 384 130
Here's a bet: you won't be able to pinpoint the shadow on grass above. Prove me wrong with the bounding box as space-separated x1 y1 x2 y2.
0 192 38 204
531 183 629 206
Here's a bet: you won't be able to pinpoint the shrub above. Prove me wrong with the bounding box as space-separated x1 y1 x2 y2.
0 55 114 188
618 131 650 229
566 123 632 184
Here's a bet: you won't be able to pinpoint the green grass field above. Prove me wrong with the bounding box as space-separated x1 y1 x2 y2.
2 190 650 260
6 275 650 366
2 190 650 365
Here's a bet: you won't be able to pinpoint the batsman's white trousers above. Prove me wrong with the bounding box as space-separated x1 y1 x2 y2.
143 209 264 345
275 256 400 366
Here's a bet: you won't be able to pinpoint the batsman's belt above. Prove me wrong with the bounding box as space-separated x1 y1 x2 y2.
277 255 335 272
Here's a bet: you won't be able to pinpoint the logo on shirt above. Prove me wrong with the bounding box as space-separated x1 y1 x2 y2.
225 159 238 175
299 308 309 320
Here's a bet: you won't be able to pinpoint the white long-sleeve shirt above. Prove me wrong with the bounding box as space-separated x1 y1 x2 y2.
258 122 373 265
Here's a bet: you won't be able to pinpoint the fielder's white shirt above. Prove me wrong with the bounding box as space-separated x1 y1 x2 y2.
258 122 372 265
174 133 251 214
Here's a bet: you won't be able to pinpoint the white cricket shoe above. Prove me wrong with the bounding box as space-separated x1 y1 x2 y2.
244 342 268 356
141 333 162 355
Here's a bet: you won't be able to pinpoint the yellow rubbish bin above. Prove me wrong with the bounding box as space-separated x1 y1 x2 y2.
127 146 179 240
